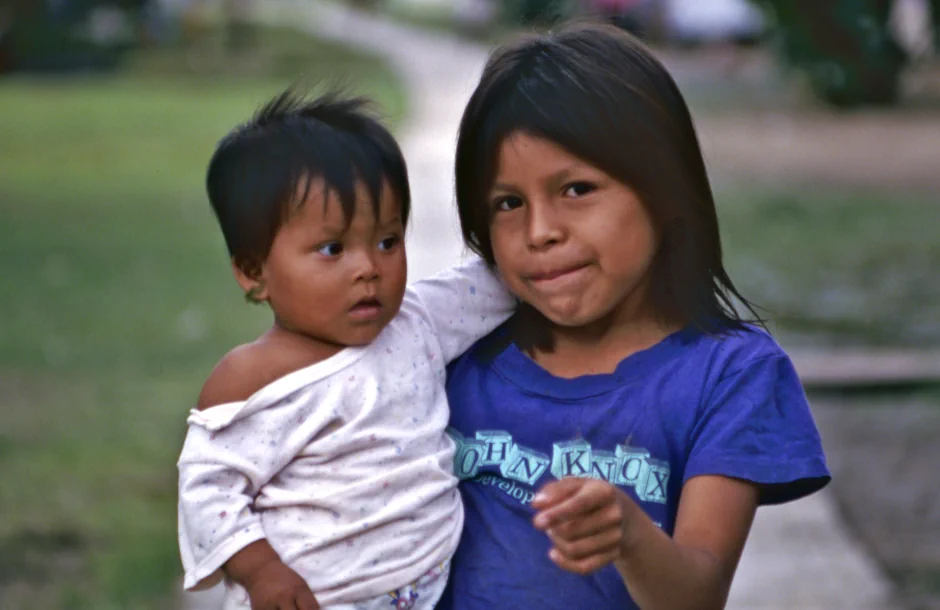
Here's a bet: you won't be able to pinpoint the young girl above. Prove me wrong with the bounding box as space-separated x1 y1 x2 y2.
439 23 830 609
176 89 514 610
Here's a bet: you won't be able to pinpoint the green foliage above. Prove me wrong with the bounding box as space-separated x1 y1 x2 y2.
501 0 577 26
4 0 148 73
747 0 905 107
719 187 940 346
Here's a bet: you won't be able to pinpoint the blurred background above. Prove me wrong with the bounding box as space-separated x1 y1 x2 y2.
1 1 938 608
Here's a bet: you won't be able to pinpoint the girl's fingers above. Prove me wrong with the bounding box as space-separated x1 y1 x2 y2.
549 501 624 542
531 477 584 510
548 527 623 561
533 479 619 530
549 546 622 576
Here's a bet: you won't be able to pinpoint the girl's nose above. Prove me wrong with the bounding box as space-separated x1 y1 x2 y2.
525 201 565 250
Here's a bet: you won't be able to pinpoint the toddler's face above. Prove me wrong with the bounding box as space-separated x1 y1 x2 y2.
257 177 407 347
486 132 658 330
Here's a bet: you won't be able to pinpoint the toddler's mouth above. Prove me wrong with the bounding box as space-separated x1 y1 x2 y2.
350 298 382 321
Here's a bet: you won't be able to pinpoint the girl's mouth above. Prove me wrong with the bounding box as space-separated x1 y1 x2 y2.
528 263 591 284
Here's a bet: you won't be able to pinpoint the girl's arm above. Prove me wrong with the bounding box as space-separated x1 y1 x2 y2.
532 475 758 610
534 344 826 608
617 475 757 609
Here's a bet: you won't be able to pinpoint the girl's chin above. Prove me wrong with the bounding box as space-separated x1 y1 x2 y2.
531 302 600 330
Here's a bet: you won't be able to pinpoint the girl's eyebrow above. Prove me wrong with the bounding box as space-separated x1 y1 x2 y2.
547 167 577 189
491 182 518 193
492 165 585 193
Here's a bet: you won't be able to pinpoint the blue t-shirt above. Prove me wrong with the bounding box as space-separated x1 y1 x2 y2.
438 324 830 610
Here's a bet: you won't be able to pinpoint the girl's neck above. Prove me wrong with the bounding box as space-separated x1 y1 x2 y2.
529 312 682 380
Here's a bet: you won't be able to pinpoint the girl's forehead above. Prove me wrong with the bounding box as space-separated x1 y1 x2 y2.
499 132 571 158
494 133 594 175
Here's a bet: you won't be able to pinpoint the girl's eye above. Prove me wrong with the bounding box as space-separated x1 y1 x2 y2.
563 182 596 198
317 242 343 257
378 235 401 251
493 195 523 212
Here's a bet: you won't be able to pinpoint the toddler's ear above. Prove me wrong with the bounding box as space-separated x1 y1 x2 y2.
232 260 269 303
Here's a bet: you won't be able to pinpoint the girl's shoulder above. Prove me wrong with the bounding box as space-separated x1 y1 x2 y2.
681 323 789 374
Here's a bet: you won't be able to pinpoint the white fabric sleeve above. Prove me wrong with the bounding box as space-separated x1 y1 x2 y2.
177 395 339 590
408 257 516 363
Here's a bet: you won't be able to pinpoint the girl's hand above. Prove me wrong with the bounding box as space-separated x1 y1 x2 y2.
531 477 638 575
243 559 320 610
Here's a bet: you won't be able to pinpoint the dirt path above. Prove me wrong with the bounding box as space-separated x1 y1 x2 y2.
660 48 940 195
815 394 940 610
699 110 940 193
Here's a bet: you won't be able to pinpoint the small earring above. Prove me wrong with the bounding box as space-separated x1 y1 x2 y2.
244 283 266 304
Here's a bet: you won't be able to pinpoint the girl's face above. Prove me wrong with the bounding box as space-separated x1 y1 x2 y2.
488 132 658 331
240 177 408 347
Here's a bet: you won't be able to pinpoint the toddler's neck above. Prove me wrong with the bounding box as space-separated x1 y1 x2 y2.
254 325 350 376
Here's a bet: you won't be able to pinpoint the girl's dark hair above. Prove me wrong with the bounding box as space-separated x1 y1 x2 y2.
207 87 410 277
455 22 762 336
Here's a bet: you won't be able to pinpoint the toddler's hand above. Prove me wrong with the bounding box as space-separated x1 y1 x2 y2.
244 559 320 610
532 477 637 575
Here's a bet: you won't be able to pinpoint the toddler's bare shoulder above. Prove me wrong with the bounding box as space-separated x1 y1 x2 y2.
196 342 278 410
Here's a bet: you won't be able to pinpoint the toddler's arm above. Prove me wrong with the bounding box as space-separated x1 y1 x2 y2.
177 389 341 592
223 540 320 610
407 257 516 362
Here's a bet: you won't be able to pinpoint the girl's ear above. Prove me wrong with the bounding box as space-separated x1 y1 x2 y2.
232 260 269 303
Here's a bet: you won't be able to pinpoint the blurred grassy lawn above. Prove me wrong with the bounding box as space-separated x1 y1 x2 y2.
718 188 940 348
0 26 405 609
677 63 940 348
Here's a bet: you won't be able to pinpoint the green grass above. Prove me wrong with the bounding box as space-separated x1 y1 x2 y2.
718 187 940 348
0 25 406 609
889 566 940 609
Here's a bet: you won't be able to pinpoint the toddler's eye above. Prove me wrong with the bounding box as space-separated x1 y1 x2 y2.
493 195 523 212
317 242 343 257
563 182 596 198
378 235 401 251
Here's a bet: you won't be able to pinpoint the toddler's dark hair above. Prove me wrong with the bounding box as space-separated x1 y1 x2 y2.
207 87 410 277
